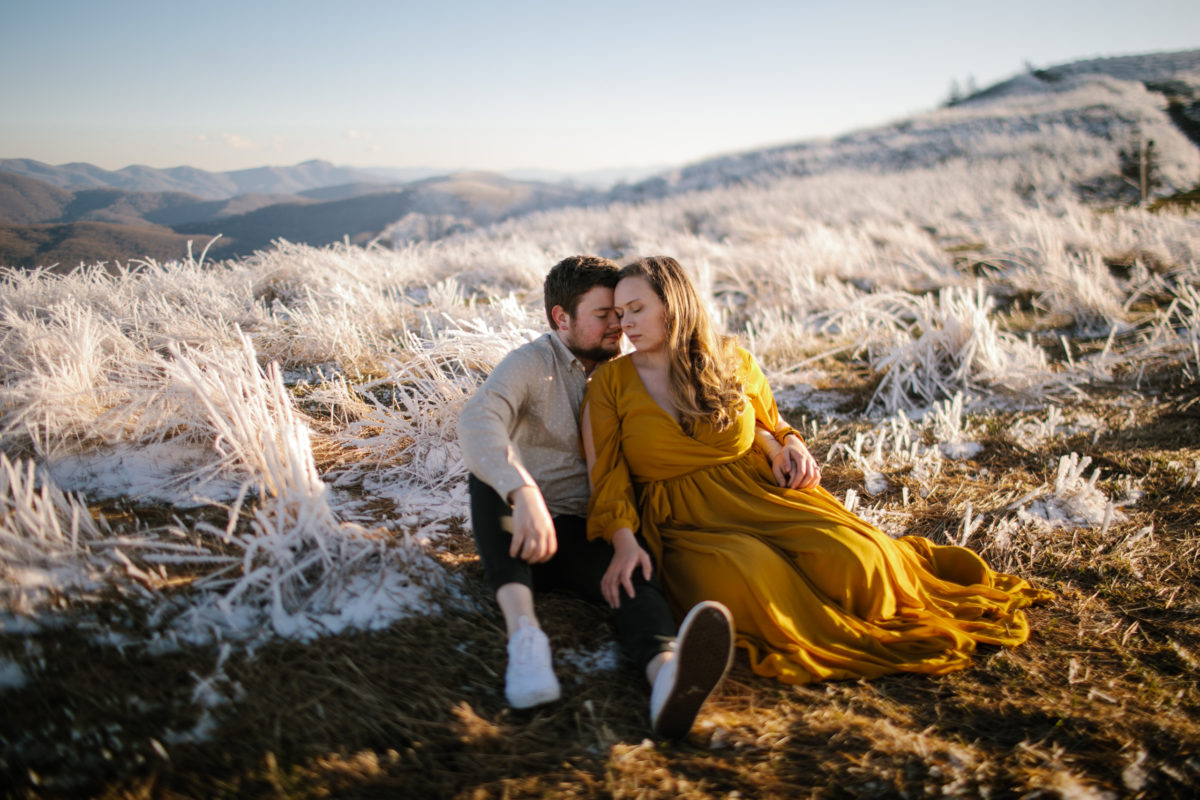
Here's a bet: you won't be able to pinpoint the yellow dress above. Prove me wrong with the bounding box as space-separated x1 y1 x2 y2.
584 348 1052 685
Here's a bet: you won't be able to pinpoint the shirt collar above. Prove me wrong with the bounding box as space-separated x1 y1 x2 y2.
546 330 587 373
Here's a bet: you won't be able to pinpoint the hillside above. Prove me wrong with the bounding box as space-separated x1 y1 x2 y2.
171 171 591 255
3 49 1200 797
0 173 312 267
0 221 210 272
0 172 75 225
613 49 1200 203
0 169 594 266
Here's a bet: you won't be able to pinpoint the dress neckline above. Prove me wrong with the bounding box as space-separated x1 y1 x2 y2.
622 355 684 431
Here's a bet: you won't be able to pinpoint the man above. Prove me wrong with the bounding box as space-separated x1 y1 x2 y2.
457 255 734 738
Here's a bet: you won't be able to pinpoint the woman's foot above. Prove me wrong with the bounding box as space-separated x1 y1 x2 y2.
650 601 735 738
505 616 562 709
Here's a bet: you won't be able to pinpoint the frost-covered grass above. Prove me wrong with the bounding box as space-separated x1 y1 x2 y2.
5 156 1194 641
3 106 1198 644
2 53 1200 797
1 453 109 615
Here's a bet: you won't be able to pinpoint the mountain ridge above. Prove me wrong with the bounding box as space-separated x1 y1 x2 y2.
0 158 388 201
0 170 595 267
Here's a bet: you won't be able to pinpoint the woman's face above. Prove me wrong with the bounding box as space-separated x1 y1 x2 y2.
614 275 667 354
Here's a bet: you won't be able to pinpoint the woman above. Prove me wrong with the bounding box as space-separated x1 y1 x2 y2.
581 256 1051 685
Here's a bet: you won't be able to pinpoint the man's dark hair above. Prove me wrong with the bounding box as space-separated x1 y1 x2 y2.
542 255 619 330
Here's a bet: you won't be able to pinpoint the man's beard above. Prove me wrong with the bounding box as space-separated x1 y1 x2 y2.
566 337 619 364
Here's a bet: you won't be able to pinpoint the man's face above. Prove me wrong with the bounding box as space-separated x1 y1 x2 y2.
558 285 622 364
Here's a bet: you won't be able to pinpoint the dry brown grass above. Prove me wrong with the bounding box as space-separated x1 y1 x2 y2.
3 368 1199 800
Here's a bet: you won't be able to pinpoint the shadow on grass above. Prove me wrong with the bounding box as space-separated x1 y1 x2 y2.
6 560 1200 798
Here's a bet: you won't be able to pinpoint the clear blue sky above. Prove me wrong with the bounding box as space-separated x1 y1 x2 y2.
2 0 1197 174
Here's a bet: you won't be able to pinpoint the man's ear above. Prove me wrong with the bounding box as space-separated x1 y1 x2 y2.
551 304 571 331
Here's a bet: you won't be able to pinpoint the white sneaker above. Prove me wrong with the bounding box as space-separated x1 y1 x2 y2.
650 601 735 739
505 616 561 709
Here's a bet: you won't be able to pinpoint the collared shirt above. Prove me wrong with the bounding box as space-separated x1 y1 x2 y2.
458 332 592 517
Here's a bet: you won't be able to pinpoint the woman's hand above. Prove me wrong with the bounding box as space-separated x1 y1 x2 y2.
601 528 652 608
773 435 821 490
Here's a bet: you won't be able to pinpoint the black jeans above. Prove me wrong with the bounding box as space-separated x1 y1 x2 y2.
468 473 677 672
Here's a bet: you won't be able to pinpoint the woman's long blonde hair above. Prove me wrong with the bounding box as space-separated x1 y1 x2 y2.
619 256 743 433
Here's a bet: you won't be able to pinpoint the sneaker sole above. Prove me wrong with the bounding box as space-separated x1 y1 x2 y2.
507 682 562 710
653 602 735 739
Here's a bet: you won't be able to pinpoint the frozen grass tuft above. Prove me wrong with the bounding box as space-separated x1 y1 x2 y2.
1168 458 1200 489
0 454 110 615
838 284 1065 415
158 335 446 643
928 392 984 460
1132 281 1200 380
1012 453 1127 531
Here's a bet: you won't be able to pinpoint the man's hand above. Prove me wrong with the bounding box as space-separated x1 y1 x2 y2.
772 435 821 490
601 528 652 608
508 485 557 563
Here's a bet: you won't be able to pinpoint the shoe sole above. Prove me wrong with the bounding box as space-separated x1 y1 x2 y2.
653 602 735 739
507 683 561 710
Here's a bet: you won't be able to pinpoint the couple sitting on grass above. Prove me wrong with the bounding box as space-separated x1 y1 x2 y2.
458 255 1052 739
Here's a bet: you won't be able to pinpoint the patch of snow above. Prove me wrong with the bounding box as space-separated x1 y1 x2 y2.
45 441 243 507
863 471 889 495
0 659 27 691
1014 453 1126 530
940 441 984 460
0 612 41 635
364 481 469 533
306 570 442 637
162 710 221 745
558 641 620 676
1010 407 1107 447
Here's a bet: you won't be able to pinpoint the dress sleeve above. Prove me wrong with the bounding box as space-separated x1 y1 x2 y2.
583 363 640 542
741 348 803 444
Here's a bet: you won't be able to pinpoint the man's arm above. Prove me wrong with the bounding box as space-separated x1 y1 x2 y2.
458 348 557 563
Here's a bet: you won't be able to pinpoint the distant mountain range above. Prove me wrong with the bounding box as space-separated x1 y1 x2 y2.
0 167 601 268
0 158 421 201
0 157 665 202
0 157 667 269
3 49 1198 271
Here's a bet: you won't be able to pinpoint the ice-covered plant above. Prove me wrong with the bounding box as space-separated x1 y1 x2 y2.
0 454 109 614
836 284 1059 414
928 392 984 460
161 334 444 642
1012 453 1126 531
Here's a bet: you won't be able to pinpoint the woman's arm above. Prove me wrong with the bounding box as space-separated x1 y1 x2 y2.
755 425 783 461
741 349 821 490
582 401 653 608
